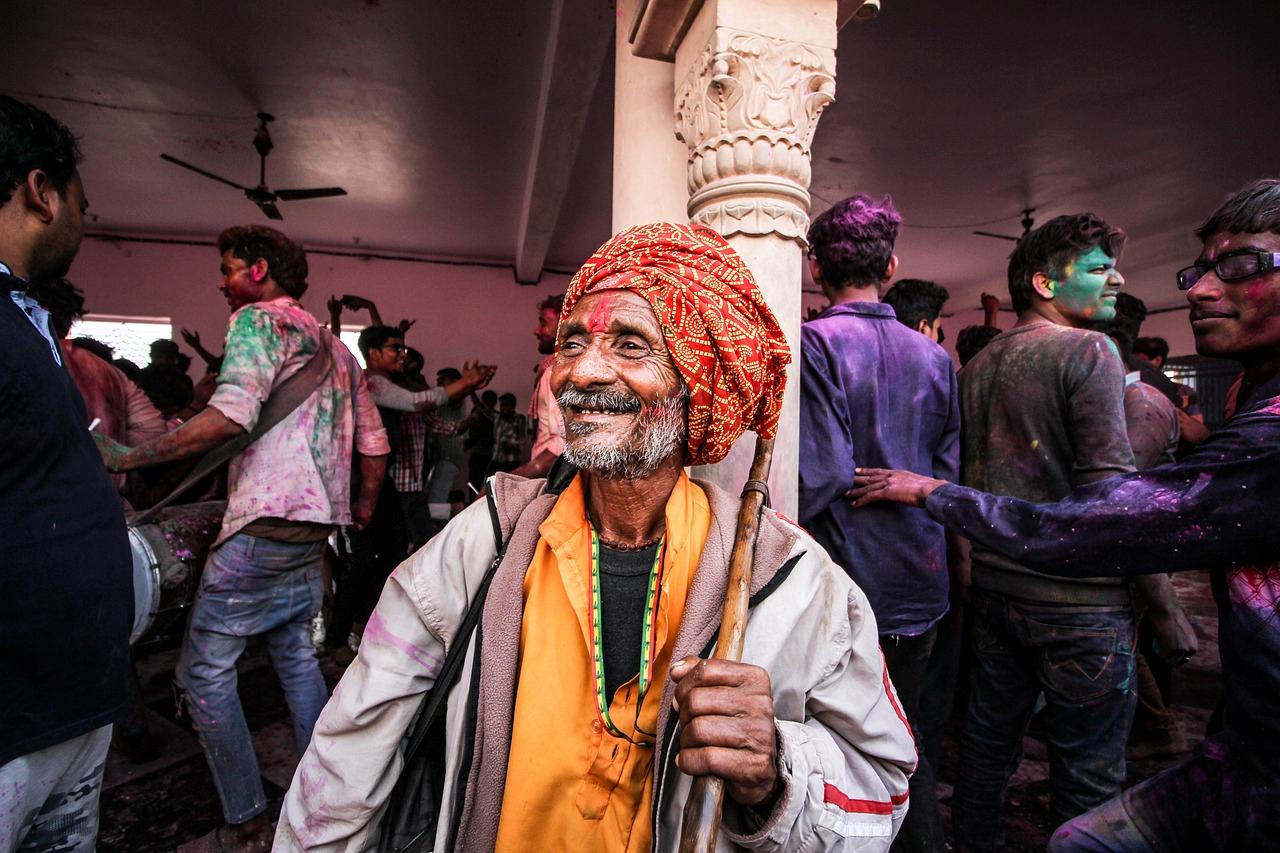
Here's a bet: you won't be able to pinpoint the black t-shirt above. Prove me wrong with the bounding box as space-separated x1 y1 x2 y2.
598 542 660 700
1 280 132 765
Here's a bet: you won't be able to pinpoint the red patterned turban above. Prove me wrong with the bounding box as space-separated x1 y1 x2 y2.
562 222 791 466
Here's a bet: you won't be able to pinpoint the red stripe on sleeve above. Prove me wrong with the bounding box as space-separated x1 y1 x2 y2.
823 783 906 815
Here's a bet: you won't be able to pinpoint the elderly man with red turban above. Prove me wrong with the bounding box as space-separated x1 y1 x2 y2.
275 224 915 852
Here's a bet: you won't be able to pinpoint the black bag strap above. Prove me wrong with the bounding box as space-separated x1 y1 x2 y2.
133 329 335 525
396 486 509 768
394 463 580 771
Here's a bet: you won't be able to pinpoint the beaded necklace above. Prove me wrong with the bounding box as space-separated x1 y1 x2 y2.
588 525 666 744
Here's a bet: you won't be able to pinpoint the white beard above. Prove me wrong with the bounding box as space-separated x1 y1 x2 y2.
560 386 688 479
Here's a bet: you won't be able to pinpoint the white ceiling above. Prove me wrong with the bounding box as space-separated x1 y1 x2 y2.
6 0 1278 314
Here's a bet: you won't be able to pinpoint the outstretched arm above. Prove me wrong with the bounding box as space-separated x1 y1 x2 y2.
850 408 1280 579
180 328 221 366
341 294 384 327
96 406 244 471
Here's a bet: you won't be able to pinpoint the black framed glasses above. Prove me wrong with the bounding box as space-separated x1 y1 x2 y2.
1176 249 1280 290
381 344 408 354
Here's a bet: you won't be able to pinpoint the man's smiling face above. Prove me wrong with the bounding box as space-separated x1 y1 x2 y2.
1187 230 1280 361
550 289 686 477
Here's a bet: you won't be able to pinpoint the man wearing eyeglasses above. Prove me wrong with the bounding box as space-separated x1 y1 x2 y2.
848 178 1280 850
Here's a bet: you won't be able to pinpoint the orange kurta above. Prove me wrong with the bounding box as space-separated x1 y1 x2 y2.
495 472 710 852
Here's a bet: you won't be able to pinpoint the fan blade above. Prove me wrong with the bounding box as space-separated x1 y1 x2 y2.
160 154 250 191
274 187 348 201
972 230 1020 242
255 198 284 220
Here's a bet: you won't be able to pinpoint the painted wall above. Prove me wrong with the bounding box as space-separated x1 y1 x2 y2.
68 237 570 410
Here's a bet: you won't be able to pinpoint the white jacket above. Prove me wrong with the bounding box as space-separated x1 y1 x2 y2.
276 473 915 851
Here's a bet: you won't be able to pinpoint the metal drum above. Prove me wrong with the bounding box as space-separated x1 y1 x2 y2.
125 500 225 645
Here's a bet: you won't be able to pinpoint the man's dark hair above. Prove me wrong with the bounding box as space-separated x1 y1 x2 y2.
498 392 517 406
1112 292 1148 335
807 194 902 289
955 325 1001 367
437 367 462 383
1100 322 1136 364
151 338 179 356
0 97 82 207
26 278 85 338
356 325 402 359
1196 178 1280 240
481 389 498 405
404 346 425 373
882 278 949 330
1134 336 1170 363
1007 213 1127 314
537 293 564 315
113 358 142 380
216 225 309 298
72 337 113 362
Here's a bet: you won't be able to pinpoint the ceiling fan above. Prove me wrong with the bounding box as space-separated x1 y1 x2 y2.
974 207 1036 242
160 112 346 221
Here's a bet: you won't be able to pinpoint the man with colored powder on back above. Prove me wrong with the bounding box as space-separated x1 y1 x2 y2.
799 195 960 852
0 96 133 853
275 223 916 852
97 225 390 853
850 178 1280 851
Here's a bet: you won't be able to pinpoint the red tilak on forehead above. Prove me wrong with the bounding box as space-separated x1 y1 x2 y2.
586 291 620 334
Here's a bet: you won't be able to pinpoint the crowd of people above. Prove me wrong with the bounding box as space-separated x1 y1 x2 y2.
3 93 1278 853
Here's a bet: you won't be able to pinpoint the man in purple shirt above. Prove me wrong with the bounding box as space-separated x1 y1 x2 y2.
799 193 960 852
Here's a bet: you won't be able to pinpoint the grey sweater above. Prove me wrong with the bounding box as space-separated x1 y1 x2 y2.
958 320 1135 605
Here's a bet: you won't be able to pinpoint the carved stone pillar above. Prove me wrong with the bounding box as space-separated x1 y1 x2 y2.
673 1 838 517
676 30 835 243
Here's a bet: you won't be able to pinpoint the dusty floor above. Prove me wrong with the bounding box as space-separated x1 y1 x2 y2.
98 572 1221 851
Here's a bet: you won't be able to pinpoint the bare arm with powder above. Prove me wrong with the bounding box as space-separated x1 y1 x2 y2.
96 406 245 472
351 454 387 529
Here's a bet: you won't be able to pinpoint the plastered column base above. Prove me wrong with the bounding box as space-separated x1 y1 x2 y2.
613 0 689 231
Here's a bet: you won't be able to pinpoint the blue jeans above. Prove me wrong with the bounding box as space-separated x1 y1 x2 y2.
954 591 1136 851
176 533 329 824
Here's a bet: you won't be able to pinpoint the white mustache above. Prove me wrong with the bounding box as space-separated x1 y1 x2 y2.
556 387 642 414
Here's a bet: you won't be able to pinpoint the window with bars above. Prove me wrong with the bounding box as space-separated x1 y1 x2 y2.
1163 355 1242 428
69 315 172 367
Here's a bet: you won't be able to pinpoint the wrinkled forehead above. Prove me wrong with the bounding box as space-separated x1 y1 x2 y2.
561 287 662 339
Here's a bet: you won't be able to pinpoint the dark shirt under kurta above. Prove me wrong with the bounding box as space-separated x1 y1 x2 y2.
926 372 1280 813
958 320 1136 605
799 301 960 635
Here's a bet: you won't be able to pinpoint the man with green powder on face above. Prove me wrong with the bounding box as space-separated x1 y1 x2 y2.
937 214 1196 850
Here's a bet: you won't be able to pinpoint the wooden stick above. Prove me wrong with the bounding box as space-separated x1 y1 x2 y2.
678 435 776 853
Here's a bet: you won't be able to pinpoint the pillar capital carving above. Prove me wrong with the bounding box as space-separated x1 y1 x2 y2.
675 27 835 241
